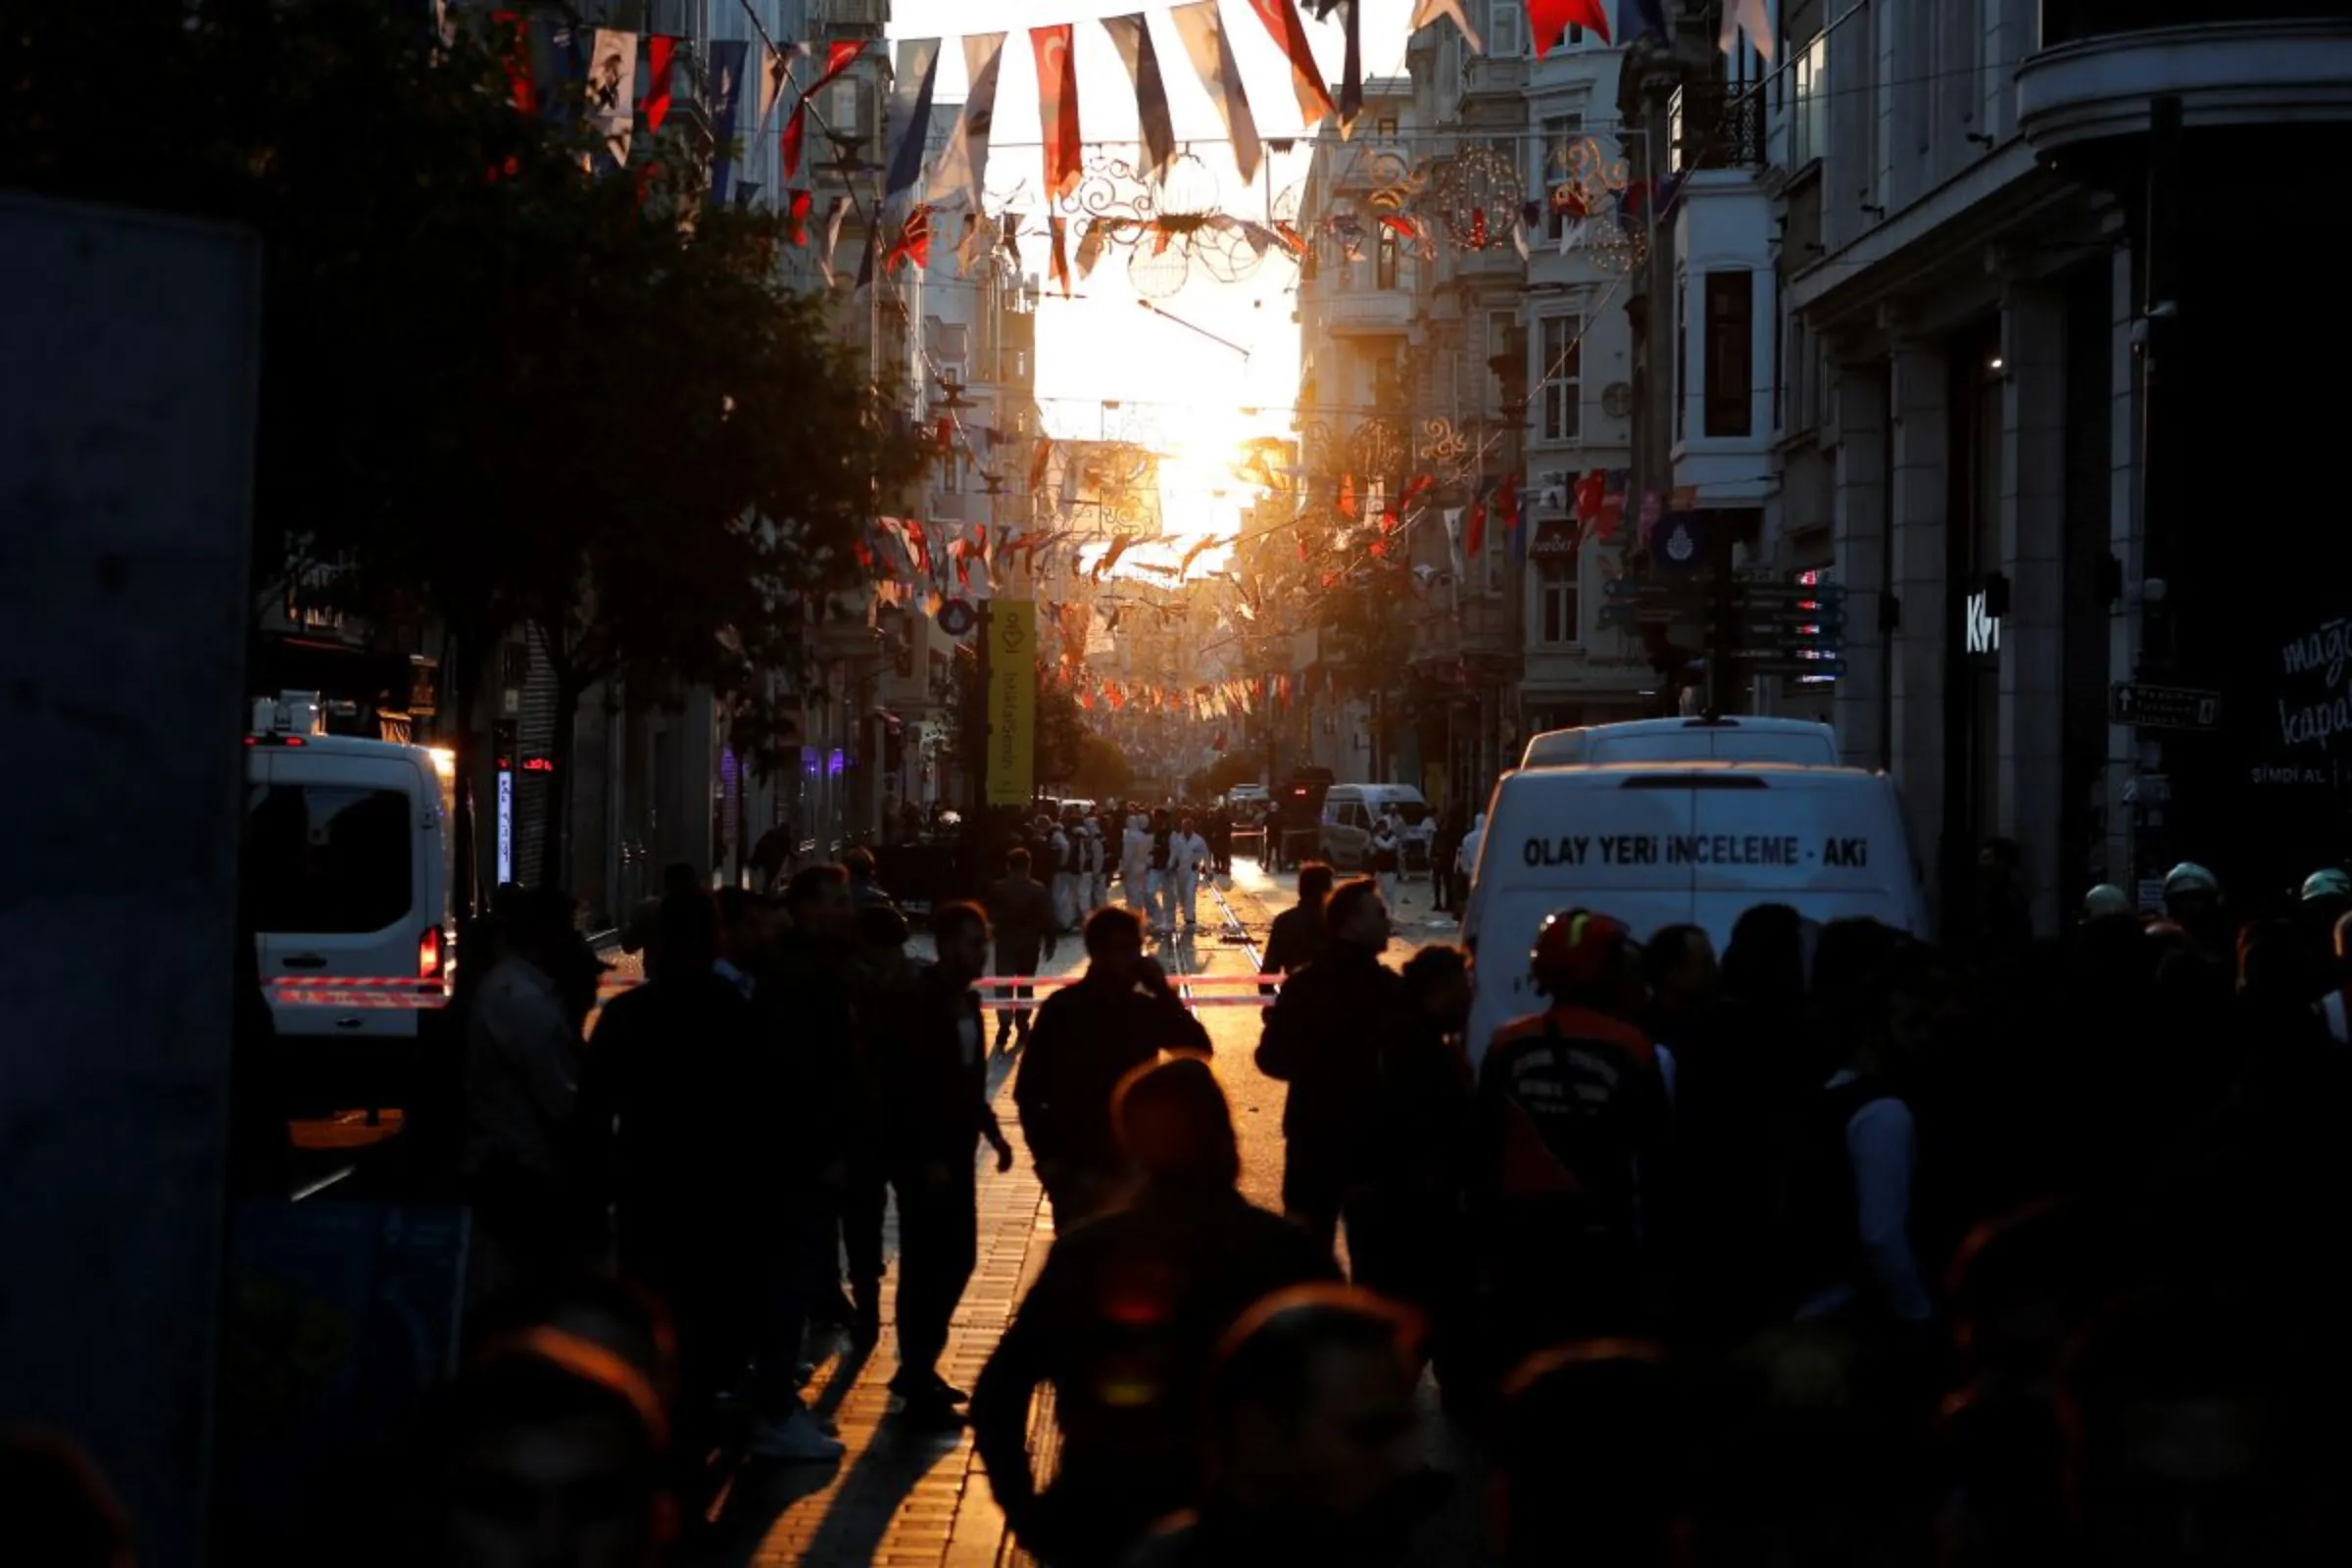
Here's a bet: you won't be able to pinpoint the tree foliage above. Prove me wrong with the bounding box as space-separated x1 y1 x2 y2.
3 1 931 866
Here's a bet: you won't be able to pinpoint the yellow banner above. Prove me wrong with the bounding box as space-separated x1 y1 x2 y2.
985 600 1037 807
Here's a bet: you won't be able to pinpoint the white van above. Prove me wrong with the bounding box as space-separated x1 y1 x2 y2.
1520 716 1840 769
1319 783 1433 869
245 693 453 1064
1460 762 1930 1064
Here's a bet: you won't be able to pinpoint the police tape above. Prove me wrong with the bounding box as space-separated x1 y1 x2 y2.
272 969 1283 1012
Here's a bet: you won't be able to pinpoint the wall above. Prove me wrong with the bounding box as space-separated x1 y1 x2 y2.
0 194 261 1568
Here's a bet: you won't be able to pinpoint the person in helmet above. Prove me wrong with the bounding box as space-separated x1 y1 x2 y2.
2081 884 2134 923
1469 909 1671 1373
2298 867 2352 962
2161 862 2228 955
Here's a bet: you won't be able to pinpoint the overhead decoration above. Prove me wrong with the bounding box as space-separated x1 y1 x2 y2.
1100 14 1178 181
1426 142 1523 251
928 33 1005 209
1054 152 1273 299
641 35 675 131
1243 0 1337 131
783 38 863 180
585 28 636 165
1409 0 1483 55
884 36 942 198
705 38 749 203
1031 24 1085 199
1167 1 1263 184
1722 0 1778 61
1529 1 1612 56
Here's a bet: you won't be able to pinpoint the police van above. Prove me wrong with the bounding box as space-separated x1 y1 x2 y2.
1460 761 1930 1063
1519 715 1840 768
245 693 454 1094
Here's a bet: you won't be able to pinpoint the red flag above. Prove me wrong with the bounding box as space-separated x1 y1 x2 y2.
1530 2 1612 57
1031 25 1083 198
1337 473 1357 519
788 189 812 244
642 35 676 130
1400 473 1436 512
1029 438 1054 493
885 206 933 273
1465 493 1488 557
786 38 865 179
1574 469 1605 523
1241 1 1337 128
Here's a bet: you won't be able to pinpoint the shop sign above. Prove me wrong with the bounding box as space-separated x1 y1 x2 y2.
1964 589 2002 655
2277 615 2352 753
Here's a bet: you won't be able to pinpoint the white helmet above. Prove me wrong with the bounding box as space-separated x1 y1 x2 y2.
2300 867 2352 903
2082 884 2133 921
2163 862 2220 899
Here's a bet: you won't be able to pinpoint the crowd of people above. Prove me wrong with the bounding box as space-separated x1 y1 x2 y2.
186 834 2352 1565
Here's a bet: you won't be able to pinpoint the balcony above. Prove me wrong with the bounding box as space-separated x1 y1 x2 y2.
1314 289 1415 336
1670 86 1766 172
2020 8 2352 151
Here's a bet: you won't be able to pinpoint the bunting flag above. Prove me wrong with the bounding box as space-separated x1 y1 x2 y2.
1409 0 1483 54
884 37 942 198
1031 25 1083 199
585 29 637 165
1620 0 1671 43
1531 1 1611 55
1075 220 1110 278
1101 15 1177 181
815 195 851 287
928 33 1005 208
788 188 812 243
953 211 983 273
785 38 865 180
1242 0 1335 130
884 206 933 276
641 35 676 130
706 38 748 202
1721 0 1777 60
1464 481 1490 557
757 40 791 126
1029 438 1054 494
493 9 535 113
1168 2 1262 182
1049 216 1073 297
1340 1 1363 132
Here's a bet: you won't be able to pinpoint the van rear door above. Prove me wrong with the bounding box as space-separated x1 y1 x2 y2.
249 752 432 1038
1680 770 1926 942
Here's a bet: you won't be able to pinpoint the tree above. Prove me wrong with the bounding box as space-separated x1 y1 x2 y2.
1070 731 1135 803
1188 750 1261 798
3 3 930 876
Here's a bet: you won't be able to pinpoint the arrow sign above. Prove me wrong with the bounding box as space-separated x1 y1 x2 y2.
1735 582 1847 606
1598 604 1685 627
1740 606 1848 633
2108 681 2222 732
1604 577 1697 601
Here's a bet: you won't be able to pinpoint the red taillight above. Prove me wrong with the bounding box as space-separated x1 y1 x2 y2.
243 735 259 747
283 736 305 746
418 926 443 979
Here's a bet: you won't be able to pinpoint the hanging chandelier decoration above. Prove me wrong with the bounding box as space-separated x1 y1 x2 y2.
1422 143 1524 252
1055 151 1271 300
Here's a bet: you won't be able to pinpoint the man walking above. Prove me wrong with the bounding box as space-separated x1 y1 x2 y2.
1013 906 1211 1227
883 903 1015 1425
1170 813 1213 932
986 847 1059 1052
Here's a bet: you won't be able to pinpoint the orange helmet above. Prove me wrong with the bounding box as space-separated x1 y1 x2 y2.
1531 908 1636 993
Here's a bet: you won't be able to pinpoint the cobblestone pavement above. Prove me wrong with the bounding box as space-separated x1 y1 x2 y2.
682 858 1461 1568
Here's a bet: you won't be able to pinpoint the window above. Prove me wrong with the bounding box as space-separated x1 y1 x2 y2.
1702 270 1754 438
1488 309 1517 401
246 786 416 935
1376 117 1397 140
1489 1 1525 59
823 78 862 139
1539 557 1580 645
1789 32 1828 168
1542 113 1586 240
1540 315 1582 442
1375 223 1397 288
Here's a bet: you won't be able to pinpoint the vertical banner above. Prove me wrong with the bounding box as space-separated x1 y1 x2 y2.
987 601 1038 806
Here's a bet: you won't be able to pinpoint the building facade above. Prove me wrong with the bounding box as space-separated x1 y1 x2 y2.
1741 0 2352 931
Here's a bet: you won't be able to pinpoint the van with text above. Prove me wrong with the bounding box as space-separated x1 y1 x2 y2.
1460 762 1930 1065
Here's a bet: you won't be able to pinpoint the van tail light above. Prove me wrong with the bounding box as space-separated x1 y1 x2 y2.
418 925 443 980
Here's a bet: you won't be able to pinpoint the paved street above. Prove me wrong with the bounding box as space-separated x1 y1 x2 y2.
692 857 1459 1567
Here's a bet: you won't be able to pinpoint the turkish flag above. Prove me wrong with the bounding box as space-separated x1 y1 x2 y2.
1530 1 1611 57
